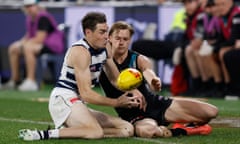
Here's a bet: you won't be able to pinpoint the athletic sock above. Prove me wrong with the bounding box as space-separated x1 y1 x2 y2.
48 129 59 139
33 130 48 140
35 129 59 140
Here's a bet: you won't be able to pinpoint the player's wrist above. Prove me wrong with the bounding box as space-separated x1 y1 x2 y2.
106 97 119 107
113 98 119 107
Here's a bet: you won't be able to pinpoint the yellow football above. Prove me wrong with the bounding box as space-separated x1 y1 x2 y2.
117 68 143 91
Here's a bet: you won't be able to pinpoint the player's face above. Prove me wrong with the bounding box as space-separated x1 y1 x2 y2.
88 23 108 49
215 0 233 16
204 6 211 14
210 5 221 17
109 29 131 55
184 0 199 16
23 4 38 17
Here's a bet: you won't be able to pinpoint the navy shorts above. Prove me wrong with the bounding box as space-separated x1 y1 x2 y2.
130 95 173 126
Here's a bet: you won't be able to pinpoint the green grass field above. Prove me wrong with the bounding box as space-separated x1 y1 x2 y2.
0 85 239 144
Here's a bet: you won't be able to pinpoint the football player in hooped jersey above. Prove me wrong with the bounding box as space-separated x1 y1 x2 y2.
99 21 218 138
18 12 145 141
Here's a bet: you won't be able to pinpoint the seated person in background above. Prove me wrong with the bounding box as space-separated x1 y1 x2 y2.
215 0 240 97
100 21 218 138
2 0 64 91
171 0 203 96
184 0 224 97
223 40 240 98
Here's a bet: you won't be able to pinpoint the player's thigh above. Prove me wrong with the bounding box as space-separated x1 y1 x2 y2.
165 97 218 122
90 109 130 128
65 102 100 128
23 40 43 53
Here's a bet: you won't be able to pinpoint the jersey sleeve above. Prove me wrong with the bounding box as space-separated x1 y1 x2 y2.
37 16 54 33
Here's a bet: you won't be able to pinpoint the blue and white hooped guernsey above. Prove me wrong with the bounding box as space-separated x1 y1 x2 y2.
56 38 108 94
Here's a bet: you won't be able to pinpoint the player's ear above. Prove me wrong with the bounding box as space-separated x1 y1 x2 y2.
108 36 113 44
85 28 92 35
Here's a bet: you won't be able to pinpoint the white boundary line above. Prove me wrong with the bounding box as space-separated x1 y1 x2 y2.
0 116 178 144
0 117 53 125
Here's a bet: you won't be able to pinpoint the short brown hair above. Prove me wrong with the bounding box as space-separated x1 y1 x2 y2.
81 12 106 34
109 21 134 37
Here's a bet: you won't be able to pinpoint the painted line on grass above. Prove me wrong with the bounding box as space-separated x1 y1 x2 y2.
0 117 53 125
133 137 179 144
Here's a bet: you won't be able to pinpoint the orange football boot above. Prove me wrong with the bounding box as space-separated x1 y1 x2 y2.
172 123 212 135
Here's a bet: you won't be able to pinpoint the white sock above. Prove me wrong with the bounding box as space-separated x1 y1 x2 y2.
48 129 59 139
32 130 42 140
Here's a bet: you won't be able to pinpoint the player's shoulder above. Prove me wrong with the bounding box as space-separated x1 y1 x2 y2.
137 53 151 67
67 46 90 67
71 44 89 56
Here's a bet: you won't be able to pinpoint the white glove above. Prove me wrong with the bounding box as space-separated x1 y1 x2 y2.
198 40 213 56
172 47 182 65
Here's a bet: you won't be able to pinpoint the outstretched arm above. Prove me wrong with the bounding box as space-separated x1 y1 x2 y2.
137 55 162 92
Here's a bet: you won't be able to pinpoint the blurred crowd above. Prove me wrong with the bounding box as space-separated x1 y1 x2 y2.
132 0 240 99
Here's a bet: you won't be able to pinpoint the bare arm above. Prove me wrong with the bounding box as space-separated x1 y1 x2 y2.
138 55 162 92
28 30 47 44
68 46 139 108
103 42 120 87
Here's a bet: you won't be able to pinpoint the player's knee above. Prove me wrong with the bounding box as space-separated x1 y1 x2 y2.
135 124 156 138
185 45 193 57
119 122 134 137
208 106 218 119
8 45 20 55
200 105 219 123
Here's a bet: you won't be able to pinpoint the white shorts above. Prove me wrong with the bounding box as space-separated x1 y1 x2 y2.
48 87 83 129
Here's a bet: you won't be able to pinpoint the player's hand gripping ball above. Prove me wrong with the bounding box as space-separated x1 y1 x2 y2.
117 68 143 91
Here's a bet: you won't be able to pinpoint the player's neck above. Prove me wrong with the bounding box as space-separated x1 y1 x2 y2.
114 52 128 64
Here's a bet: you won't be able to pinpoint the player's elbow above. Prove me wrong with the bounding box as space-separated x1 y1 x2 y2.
79 88 94 103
